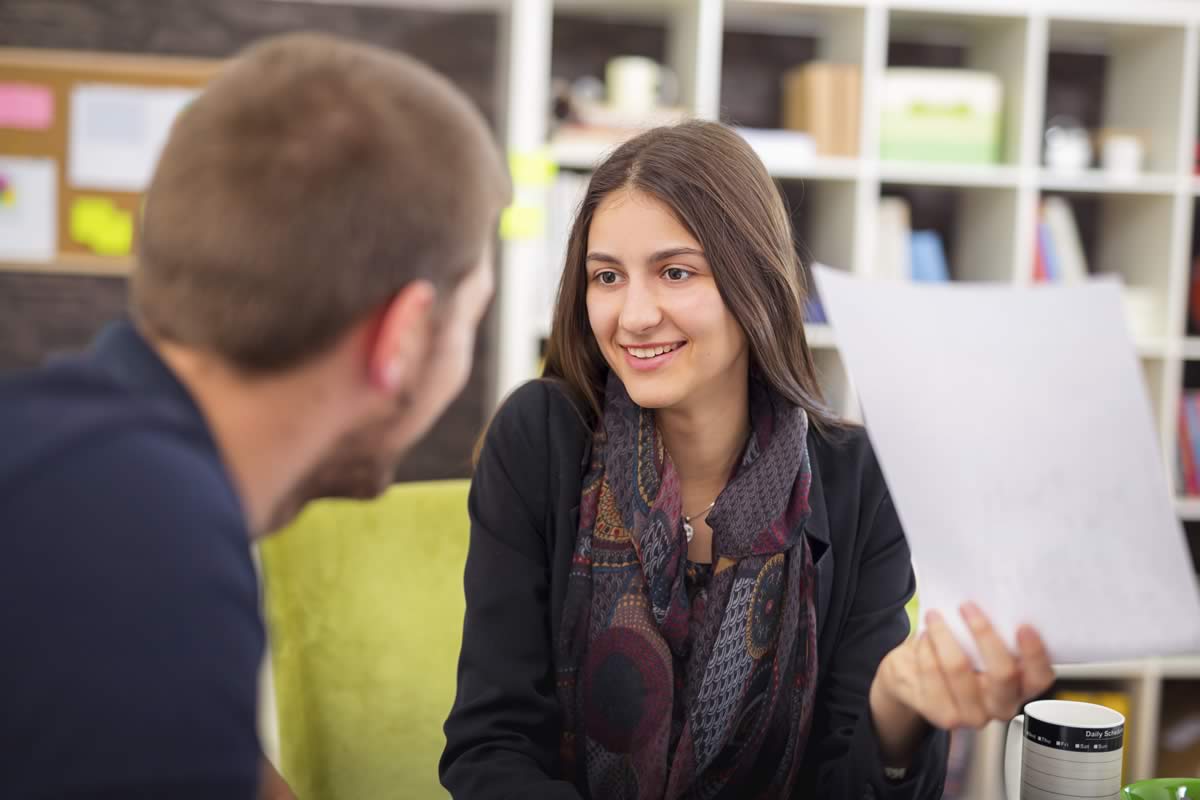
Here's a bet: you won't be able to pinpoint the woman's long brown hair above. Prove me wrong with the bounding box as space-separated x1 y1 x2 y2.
542 120 838 432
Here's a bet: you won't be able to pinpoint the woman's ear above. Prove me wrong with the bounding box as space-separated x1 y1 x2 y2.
368 280 436 394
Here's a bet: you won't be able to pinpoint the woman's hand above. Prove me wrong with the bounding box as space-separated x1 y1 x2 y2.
867 602 1056 767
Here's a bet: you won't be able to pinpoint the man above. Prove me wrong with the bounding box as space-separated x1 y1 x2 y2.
0 32 509 798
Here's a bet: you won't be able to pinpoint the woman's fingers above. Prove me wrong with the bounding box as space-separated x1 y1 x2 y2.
961 602 1023 720
926 610 988 728
1016 624 1056 698
915 631 960 730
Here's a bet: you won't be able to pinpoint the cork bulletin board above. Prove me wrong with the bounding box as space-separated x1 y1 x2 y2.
0 48 219 276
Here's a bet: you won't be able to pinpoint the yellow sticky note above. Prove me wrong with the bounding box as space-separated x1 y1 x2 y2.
499 204 545 240
70 196 133 256
70 197 111 242
508 148 558 187
89 209 133 255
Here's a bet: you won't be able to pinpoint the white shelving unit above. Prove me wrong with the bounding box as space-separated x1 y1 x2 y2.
482 0 1200 794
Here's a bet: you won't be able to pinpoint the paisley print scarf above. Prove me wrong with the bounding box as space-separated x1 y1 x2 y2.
556 373 819 799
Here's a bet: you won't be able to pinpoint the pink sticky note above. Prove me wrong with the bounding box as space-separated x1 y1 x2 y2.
0 83 54 130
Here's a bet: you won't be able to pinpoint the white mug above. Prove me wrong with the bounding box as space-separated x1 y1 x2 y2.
1005 699 1125 800
605 56 677 116
1102 135 1144 178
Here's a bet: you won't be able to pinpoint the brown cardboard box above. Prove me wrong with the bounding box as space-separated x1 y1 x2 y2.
781 62 860 157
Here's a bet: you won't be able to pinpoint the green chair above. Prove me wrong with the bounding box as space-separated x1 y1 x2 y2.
260 480 471 800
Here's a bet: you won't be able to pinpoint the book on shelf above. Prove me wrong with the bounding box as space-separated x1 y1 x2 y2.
1182 392 1200 496
1189 253 1200 334
874 196 912 282
910 230 949 283
872 196 950 283
803 296 827 325
1033 197 1088 284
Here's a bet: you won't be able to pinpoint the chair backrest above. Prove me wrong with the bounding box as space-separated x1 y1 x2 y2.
260 480 471 800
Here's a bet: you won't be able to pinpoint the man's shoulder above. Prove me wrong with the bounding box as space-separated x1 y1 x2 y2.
0 359 235 515
0 365 261 799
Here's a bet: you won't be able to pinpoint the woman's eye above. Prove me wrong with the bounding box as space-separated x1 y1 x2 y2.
664 267 691 282
595 270 619 285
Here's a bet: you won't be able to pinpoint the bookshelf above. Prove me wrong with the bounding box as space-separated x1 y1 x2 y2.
490 0 1200 793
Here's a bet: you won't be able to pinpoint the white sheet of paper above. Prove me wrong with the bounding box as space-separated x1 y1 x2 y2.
813 264 1200 664
69 84 198 192
0 156 57 262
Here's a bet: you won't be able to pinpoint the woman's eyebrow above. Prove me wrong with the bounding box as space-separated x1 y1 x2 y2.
585 247 706 266
585 252 622 265
649 246 705 262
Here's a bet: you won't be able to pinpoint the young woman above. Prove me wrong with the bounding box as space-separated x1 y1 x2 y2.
441 121 1055 799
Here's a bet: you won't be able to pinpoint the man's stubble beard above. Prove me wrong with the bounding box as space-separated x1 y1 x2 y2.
262 389 414 534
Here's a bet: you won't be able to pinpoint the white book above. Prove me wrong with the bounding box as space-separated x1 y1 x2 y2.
874 196 912 281
1042 196 1088 284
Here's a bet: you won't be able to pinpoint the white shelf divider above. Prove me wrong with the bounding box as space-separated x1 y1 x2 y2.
878 161 1022 188
495 0 553 405
1038 170 1180 196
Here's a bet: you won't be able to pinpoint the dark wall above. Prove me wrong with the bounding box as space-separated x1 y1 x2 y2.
0 0 500 481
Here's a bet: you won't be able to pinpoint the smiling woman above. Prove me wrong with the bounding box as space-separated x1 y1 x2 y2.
545 121 833 434
442 121 1055 800
585 190 748 402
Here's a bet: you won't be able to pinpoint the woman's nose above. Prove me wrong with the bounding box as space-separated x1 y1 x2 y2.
618 281 663 333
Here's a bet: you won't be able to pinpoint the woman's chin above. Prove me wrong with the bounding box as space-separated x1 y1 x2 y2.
620 375 686 410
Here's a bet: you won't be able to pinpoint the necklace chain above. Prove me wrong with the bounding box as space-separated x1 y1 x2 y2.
683 499 716 522
682 499 716 544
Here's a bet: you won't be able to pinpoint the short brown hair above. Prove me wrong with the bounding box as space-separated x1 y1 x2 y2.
543 120 837 430
134 32 510 372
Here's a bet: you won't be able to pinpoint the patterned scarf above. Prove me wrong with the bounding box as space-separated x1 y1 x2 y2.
556 373 819 800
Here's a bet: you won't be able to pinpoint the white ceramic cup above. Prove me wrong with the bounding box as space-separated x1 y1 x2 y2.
1005 700 1125 800
1102 135 1144 178
605 55 676 116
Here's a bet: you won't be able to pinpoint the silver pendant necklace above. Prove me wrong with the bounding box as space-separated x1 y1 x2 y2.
682 499 716 544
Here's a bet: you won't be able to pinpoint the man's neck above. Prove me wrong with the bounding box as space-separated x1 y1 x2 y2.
151 341 344 538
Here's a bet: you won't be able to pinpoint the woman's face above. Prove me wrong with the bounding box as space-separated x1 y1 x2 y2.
584 187 748 411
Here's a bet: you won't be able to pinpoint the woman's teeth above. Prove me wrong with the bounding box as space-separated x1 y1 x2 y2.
627 344 680 359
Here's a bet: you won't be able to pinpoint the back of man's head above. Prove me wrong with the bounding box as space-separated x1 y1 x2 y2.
133 32 510 373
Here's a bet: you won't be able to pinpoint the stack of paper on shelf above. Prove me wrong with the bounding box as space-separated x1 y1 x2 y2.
781 62 860 157
734 127 816 171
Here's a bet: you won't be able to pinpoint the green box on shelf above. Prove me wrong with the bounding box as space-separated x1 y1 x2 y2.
879 68 1004 164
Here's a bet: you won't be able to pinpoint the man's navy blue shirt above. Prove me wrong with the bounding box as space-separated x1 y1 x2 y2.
0 321 263 799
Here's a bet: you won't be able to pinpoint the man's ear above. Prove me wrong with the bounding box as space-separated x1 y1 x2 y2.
368 280 436 394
